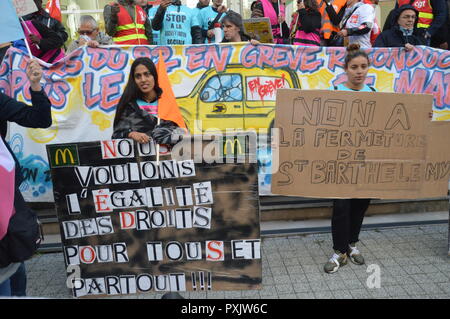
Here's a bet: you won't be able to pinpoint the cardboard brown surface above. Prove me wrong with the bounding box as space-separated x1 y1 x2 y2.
272 89 450 199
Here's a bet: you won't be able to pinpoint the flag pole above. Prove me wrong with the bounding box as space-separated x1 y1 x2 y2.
156 117 161 165
19 17 34 58
278 0 283 39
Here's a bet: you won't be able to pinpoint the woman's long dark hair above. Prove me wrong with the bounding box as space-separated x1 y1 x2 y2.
113 57 163 127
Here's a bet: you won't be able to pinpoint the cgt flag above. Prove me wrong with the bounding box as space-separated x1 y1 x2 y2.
1 0 26 44
45 0 62 22
157 51 187 130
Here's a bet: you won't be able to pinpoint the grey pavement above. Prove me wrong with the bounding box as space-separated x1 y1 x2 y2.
24 224 450 299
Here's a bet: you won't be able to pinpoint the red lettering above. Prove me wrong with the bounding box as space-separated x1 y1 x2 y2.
257 46 274 68
423 71 444 107
88 48 109 69
108 49 128 71
102 140 117 159
100 73 124 111
80 246 96 264
241 45 257 68
395 69 426 94
120 211 136 229
186 46 205 71
206 241 224 261
83 73 101 108
204 46 231 72
327 47 345 71
94 194 111 212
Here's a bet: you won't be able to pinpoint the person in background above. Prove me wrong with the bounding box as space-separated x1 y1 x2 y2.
67 15 113 54
199 0 228 43
289 0 321 46
337 0 375 48
135 0 152 14
19 19 65 63
152 0 203 45
221 10 260 45
251 0 290 44
363 0 381 46
0 59 52 296
194 0 211 16
104 0 152 45
324 44 374 274
383 0 448 48
23 0 68 45
374 5 426 50
0 43 12 64
319 0 347 46
147 5 161 45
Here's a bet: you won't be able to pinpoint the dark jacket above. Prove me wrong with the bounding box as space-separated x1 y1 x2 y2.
27 20 65 63
374 5 426 47
292 8 322 34
112 100 179 145
22 11 68 44
251 1 290 43
0 89 52 186
384 0 448 37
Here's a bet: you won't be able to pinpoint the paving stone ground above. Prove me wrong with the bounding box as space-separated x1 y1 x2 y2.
24 224 450 299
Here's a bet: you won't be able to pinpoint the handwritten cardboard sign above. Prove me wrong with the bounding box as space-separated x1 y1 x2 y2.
47 135 261 297
243 18 274 44
272 89 450 199
12 0 38 17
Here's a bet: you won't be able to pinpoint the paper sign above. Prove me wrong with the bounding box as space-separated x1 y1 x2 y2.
47 136 261 297
12 0 38 17
272 89 450 199
243 18 274 43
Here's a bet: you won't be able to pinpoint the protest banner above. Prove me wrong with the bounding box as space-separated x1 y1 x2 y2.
12 0 38 17
271 89 450 199
242 18 274 44
1 44 449 201
47 135 261 297
1 0 26 44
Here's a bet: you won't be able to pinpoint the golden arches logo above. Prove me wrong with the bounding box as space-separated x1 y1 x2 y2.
223 138 243 156
54 148 75 165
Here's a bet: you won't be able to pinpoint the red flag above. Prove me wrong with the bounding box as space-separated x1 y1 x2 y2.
156 51 186 129
45 0 62 22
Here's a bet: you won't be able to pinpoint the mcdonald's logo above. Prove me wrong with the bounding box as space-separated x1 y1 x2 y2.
55 148 75 165
223 137 245 156
48 145 79 168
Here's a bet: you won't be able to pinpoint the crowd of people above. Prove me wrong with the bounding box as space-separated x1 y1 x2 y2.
0 0 448 298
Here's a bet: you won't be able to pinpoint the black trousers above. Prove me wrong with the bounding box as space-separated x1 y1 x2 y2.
332 199 371 254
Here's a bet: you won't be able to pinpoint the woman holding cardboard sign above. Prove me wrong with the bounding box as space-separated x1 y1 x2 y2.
324 44 374 274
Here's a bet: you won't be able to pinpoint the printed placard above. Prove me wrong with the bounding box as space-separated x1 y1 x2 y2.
47 136 261 298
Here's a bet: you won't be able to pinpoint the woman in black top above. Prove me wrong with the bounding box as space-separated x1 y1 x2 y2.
0 59 52 296
112 57 179 146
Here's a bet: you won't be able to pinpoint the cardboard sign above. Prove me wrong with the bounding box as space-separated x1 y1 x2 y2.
12 0 38 17
272 89 450 199
243 18 274 43
47 135 261 297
